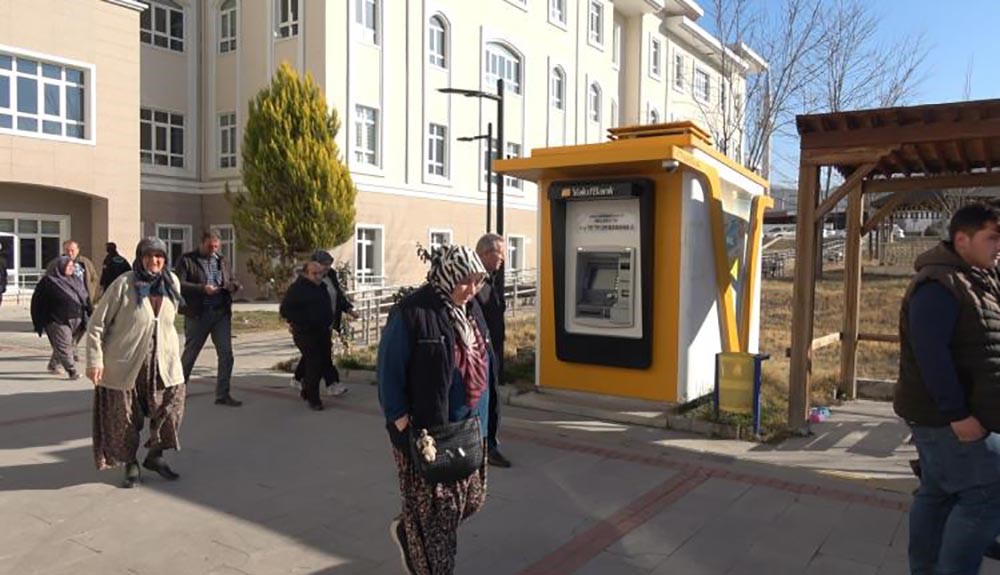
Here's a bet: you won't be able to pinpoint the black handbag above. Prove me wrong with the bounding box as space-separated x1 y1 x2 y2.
409 417 484 484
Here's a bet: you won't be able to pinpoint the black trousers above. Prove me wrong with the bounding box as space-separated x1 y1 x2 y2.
292 330 336 405
488 337 503 450
294 348 340 386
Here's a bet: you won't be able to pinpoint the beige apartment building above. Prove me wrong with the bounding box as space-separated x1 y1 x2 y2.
0 0 764 296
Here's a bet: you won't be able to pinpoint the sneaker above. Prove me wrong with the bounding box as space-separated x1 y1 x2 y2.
67 371 81 381
488 448 512 468
214 396 243 407
326 382 349 397
289 376 302 390
389 517 417 574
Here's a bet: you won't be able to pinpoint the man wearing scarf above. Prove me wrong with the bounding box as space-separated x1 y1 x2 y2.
31 255 91 379
377 244 494 575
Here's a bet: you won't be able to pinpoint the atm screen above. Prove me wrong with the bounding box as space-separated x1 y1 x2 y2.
590 266 617 291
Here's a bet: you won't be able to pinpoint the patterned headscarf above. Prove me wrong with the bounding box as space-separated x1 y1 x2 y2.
427 245 490 407
132 237 183 306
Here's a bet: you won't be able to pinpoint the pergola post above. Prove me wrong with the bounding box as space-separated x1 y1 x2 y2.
839 183 865 399
788 163 820 432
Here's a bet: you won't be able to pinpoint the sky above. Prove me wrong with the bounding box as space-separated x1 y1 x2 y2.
736 0 1000 187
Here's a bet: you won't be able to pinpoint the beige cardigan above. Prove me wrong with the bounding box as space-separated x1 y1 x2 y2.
85 271 184 390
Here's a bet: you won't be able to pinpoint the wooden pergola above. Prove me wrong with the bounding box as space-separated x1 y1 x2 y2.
788 98 1000 431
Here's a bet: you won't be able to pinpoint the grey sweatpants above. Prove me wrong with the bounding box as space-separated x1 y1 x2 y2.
46 319 82 375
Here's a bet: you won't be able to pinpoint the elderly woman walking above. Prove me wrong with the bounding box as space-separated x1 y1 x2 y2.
377 245 494 575
86 238 186 488
31 256 92 379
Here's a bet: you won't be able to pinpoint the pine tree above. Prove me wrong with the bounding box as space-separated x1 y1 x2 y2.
227 62 356 295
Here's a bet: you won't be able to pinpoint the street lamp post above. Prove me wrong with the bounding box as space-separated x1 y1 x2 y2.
457 122 493 232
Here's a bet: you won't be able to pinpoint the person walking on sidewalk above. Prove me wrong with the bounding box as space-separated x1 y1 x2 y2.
31 256 91 379
281 261 342 411
62 239 99 305
475 233 511 468
86 238 186 488
895 203 1000 575
0 242 8 309
175 231 242 407
100 242 132 293
377 245 493 575
289 250 358 397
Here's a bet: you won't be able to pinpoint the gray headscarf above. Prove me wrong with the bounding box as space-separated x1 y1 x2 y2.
132 237 183 306
45 255 89 306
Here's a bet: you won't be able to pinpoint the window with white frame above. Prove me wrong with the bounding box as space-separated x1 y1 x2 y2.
649 36 662 78
674 52 686 90
648 107 660 124
212 225 236 269
140 108 184 167
507 235 525 271
429 229 452 252
356 0 379 45
427 123 447 177
550 67 565 110
156 224 189 269
0 52 88 140
355 226 383 284
694 68 710 102
612 20 622 67
141 1 184 52
484 43 521 95
354 105 379 166
218 112 237 168
275 0 299 38
588 1 604 46
504 142 522 189
550 0 566 24
428 15 447 68
1 216 65 272
219 0 237 53
588 83 601 122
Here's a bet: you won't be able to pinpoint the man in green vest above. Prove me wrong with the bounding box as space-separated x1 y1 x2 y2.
895 203 1000 574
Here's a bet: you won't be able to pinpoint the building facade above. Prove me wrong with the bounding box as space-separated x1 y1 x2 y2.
0 0 764 295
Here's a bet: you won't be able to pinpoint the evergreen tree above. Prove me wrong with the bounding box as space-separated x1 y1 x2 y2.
227 62 356 295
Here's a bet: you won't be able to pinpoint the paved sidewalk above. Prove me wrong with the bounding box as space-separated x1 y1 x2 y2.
2 327 998 574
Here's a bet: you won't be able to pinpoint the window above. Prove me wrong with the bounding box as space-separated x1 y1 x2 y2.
427 123 447 177
550 0 566 24
356 0 378 44
648 107 660 124
550 67 565 110
612 20 622 67
0 52 88 140
354 105 379 166
428 16 447 68
355 226 384 285
140 108 184 167
429 229 452 252
219 0 237 53
3 216 64 271
649 37 662 78
674 53 686 90
588 83 601 122
694 68 710 102
507 235 525 271
275 0 299 38
156 224 190 269
218 112 237 168
212 225 236 269
140 2 184 52
588 1 604 46
484 43 521 95
504 142 522 190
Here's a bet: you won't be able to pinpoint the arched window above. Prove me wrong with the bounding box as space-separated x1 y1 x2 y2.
588 83 601 122
219 0 237 53
485 42 522 94
550 67 565 110
428 15 447 68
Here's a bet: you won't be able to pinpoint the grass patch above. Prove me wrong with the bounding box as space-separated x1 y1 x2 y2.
173 310 288 334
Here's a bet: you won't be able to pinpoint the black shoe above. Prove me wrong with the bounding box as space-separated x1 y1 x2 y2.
214 395 243 407
122 462 140 488
390 517 417 574
143 455 180 480
488 448 512 468
308 401 324 411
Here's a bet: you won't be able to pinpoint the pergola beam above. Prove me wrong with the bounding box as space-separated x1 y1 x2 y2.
801 146 897 166
800 117 1000 150
864 171 1000 193
862 190 910 236
788 164 820 433
814 162 877 222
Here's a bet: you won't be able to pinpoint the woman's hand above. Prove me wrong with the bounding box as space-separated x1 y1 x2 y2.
86 367 103 386
394 415 409 432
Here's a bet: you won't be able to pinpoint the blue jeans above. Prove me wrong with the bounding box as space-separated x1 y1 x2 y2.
181 307 234 399
909 425 1000 575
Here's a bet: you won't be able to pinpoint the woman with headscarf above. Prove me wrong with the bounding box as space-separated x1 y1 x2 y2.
30 255 92 379
85 238 186 488
376 245 494 575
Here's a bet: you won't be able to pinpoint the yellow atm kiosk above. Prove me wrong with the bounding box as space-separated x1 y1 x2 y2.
494 122 771 403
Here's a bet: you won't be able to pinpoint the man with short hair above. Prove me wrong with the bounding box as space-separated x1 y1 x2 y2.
895 203 1000 574
475 233 511 468
62 240 99 304
100 242 132 292
176 231 242 406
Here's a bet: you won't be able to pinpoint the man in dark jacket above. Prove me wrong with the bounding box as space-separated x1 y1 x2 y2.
281 261 337 411
99 242 131 292
0 242 7 308
175 231 242 406
475 233 511 468
895 203 1000 574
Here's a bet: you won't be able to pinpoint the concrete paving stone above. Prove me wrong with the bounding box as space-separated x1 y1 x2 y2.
834 502 906 545
576 550 655 575
723 484 798 522
877 558 910 575
667 478 752 516
806 553 879 575
819 530 890 567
